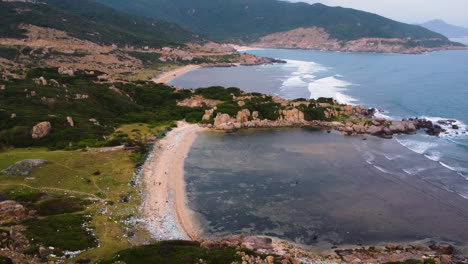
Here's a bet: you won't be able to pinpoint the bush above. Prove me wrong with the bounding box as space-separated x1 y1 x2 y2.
0 256 13 264
297 104 327 121
23 214 97 251
185 110 204 123
214 101 241 117
195 86 240 101
33 197 88 216
99 241 243 264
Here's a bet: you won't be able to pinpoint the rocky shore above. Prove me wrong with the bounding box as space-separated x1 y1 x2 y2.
197 96 464 138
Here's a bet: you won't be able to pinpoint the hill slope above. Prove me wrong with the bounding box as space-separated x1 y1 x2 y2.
95 0 450 44
0 0 201 48
420 20 468 38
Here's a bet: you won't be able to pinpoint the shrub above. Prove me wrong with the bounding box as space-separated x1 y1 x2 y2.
99 241 243 264
23 214 98 251
33 197 88 216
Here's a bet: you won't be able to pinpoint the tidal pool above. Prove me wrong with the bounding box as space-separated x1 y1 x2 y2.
184 128 468 248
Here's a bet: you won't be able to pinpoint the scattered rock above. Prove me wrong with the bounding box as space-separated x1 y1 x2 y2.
1 159 50 176
31 121 51 139
34 76 47 85
429 242 454 255
58 67 74 76
67 116 74 127
0 84 5 90
89 118 100 126
0 201 28 224
39 246 49 257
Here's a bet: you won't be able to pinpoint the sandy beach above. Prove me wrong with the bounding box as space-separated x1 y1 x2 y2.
152 65 201 84
229 44 265 51
142 121 207 240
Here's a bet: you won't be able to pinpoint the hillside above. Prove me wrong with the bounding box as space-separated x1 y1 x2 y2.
95 0 455 46
0 0 201 48
420 20 468 38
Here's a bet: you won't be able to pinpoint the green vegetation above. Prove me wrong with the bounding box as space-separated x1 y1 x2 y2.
0 147 146 261
33 197 89 216
0 67 206 150
0 0 200 48
0 256 12 264
23 214 98 252
0 47 20 61
195 86 242 101
95 0 458 46
99 241 248 264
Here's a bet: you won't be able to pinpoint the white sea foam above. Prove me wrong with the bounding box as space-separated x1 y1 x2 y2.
373 165 391 174
424 151 442 162
403 167 427 175
383 153 403 161
308 76 357 105
374 111 394 120
395 138 438 155
420 116 467 138
280 60 327 93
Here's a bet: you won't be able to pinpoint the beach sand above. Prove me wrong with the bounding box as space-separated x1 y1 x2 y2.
152 65 201 84
142 121 206 240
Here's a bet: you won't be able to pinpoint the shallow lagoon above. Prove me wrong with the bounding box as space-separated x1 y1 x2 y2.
185 128 468 247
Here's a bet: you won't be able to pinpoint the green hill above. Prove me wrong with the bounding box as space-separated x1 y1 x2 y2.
0 0 201 48
94 0 451 44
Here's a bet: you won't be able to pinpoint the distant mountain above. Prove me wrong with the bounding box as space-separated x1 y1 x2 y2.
420 20 468 38
0 0 202 48
95 0 450 44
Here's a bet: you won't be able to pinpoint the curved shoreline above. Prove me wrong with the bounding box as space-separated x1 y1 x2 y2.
152 65 202 84
142 121 206 240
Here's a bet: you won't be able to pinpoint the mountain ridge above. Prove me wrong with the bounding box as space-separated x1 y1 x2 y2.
420 19 468 38
95 0 451 43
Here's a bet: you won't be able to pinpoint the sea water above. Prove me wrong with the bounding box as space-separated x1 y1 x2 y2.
171 49 468 246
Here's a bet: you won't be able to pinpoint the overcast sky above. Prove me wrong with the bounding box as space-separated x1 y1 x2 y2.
287 0 468 27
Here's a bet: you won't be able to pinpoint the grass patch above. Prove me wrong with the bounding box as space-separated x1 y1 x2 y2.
23 214 97 252
0 148 146 261
99 241 244 264
33 197 89 216
0 46 20 61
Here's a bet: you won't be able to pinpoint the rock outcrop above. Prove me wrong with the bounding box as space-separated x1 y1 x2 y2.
31 121 51 139
1 159 50 176
0 201 28 224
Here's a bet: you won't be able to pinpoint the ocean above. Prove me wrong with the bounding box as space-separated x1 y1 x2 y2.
171 49 468 247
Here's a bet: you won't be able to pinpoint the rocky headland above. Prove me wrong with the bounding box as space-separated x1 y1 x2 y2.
249 27 468 54
190 93 462 138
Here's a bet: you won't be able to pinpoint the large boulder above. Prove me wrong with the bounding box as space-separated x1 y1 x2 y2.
429 243 454 255
236 109 251 123
0 201 28 224
1 159 49 176
281 109 305 122
214 113 235 128
367 125 383 135
31 121 51 139
67 116 74 127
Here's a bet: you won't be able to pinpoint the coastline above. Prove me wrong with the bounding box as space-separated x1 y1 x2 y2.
152 64 201 84
142 121 207 240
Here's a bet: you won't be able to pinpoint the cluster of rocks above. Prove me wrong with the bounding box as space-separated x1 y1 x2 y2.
198 97 462 138
334 242 460 264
